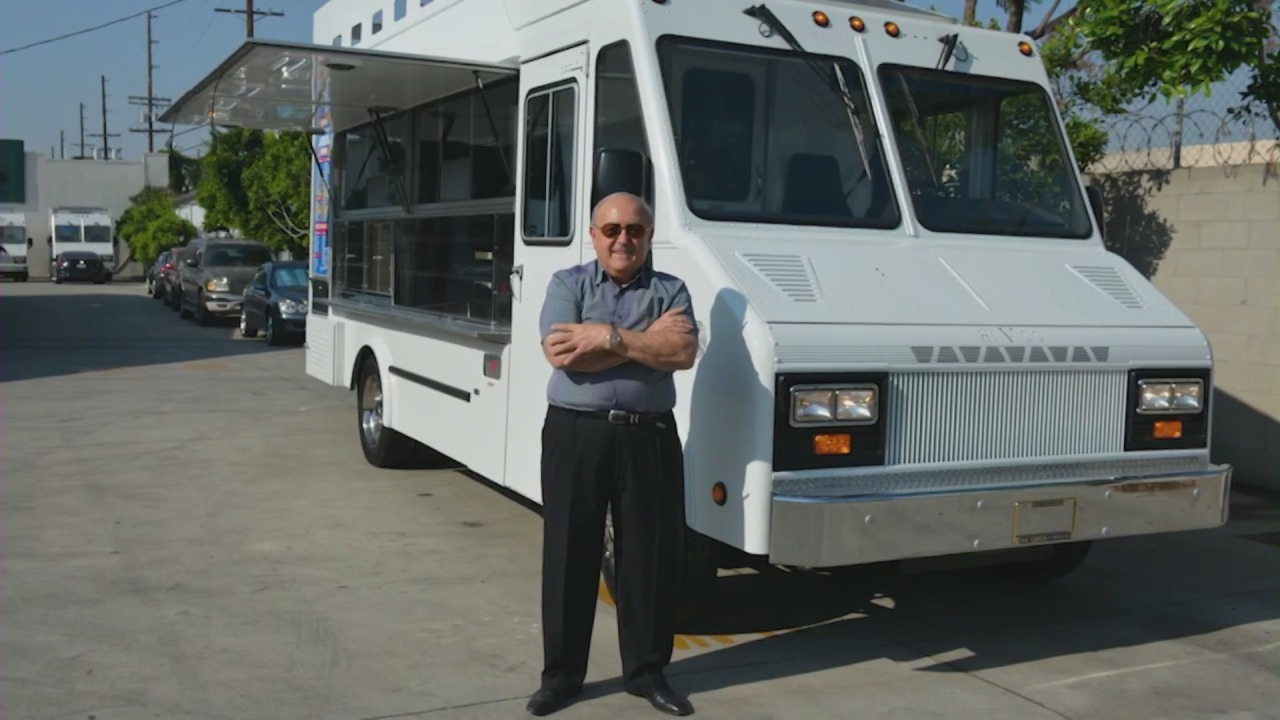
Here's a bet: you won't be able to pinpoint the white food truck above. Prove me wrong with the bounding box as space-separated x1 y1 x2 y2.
0 209 31 281
162 0 1231 601
49 206 116 280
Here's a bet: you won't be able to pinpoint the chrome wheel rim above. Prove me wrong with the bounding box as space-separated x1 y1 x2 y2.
360 374 383 447
239 309 248 334
267 316 275 342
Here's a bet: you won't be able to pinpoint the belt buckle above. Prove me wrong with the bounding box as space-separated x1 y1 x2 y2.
607 409 638 425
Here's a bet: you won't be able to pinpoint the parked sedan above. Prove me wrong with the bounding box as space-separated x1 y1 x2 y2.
146 250 173 298
53 252 107 284
239 261 309 345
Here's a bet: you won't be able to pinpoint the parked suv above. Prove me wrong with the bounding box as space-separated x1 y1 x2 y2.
177 237 274 326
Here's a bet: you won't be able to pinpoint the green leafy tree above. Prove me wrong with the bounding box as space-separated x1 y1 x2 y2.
116 187 199 266
243 131 311 255
196 127 265 233
195 127 311 255
1029 0 1277 129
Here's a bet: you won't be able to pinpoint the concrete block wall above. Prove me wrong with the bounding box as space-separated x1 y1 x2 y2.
1096 163 1279 491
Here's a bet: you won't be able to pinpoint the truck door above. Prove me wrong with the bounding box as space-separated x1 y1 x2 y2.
503 45 589 502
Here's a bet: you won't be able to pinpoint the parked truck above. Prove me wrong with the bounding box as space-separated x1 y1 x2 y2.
49 207 115 281
162 0 1231 605
0 209 30 282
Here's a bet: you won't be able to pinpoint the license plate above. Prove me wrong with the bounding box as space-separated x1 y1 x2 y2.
1013 498 1077 545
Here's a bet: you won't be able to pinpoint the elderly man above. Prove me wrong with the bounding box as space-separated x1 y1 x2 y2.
526 192 698 717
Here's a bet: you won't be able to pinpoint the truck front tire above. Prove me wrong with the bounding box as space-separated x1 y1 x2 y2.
356 355 420 468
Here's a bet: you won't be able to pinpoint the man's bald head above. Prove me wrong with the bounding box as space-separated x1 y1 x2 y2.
589 191 654 284
592 192 653 226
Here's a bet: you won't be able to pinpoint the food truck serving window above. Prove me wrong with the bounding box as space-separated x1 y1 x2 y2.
878 65 1092 239
656 36 900 230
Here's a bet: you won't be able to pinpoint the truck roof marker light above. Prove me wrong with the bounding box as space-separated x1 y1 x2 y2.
885 21 901 37
1018 41 1034 56
813 11 830 27
849 16 866 32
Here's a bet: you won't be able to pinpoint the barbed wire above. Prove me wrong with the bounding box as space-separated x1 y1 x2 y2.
1080 65 1278 174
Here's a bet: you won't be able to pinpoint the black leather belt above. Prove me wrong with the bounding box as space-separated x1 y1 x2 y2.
554 406 671 425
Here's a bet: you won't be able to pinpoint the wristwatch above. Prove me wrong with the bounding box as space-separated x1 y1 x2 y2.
607 325 622 352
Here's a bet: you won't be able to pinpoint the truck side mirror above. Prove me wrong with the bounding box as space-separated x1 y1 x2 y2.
1085 185 1106 241
26 237 32 248
592 148 651 209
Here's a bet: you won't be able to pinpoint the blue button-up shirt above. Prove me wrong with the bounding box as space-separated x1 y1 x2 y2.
539 260 697 412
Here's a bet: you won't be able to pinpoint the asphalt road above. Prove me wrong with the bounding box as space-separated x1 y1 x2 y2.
2 280 1278 720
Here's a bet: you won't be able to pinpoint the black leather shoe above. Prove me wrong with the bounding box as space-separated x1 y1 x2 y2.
525 685 581 716
627 677 694 716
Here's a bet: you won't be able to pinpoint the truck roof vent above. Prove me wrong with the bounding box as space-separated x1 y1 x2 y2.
1070 265 1144 309
739 253 821 303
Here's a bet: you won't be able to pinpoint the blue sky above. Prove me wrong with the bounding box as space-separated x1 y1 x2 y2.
1 0 1039 160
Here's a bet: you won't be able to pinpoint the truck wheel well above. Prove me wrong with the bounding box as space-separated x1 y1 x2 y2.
351 346 377 391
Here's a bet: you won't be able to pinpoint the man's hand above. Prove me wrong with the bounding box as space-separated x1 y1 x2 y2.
544 322 614 370
645 306 693 336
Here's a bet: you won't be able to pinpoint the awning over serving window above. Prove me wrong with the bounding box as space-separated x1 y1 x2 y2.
159 39 517 133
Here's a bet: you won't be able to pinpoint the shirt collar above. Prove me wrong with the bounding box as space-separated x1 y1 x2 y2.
594 259 652 289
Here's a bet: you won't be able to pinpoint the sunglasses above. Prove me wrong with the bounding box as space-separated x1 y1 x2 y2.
594 223 651 239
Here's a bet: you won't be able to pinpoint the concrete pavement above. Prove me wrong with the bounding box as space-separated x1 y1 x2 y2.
2 280 1277 720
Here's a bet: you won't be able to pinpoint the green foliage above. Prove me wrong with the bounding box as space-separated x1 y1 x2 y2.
243 131 311 254
195 127 311 254
1044 0 1276 124
116 187 198 266
196 127 265 233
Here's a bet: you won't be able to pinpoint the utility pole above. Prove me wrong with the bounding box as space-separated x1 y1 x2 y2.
130 11 172 153
60 131 64 159
215 0 283 38
88 75 121 160
78 103 86 159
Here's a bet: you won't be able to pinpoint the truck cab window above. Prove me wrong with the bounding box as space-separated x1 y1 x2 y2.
594 42 653 208
522 84 578 242
879 65 1091 239
656 36 898 229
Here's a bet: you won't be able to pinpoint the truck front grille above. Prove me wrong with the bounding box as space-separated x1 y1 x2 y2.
884 370 1128 465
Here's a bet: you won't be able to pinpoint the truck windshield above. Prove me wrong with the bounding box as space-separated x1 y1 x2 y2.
878 65 1092 239
84 225 112 243
55 224 80 243
1 227 24 244
656 36 899 229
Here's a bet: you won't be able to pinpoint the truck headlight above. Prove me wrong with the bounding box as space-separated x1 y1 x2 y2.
15 256 25 264
206 277 231 293
1137 379 1203 414
791 385 878 426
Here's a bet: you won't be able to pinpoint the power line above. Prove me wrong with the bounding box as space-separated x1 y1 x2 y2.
0 0 191 56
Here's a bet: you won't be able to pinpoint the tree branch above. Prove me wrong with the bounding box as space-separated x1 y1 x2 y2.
1030 4 1080 39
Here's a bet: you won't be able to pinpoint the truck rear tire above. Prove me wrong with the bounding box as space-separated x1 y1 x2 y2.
989 541 1093 583
601 517 718 617
356 355 420 468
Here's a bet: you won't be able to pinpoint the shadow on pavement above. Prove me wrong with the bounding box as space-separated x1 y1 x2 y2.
0 290 299 383
586 491 1277 697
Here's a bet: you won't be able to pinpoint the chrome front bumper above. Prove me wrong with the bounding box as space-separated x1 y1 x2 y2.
768 465 1232 567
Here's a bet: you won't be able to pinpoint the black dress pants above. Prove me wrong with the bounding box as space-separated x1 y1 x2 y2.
538 404 685 693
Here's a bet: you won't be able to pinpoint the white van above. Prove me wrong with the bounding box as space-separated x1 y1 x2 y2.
162 0 1231 601
0 209 30 281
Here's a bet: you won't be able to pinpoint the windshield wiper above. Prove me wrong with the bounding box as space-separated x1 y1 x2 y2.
743 4 873 185
936 33 959 69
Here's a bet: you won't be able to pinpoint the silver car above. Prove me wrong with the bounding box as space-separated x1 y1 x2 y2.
178 238 274 326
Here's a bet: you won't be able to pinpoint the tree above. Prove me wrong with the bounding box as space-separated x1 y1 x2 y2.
196 127 265 234
116 187 198 266
195 127 312 255
243 131 311 256
1029 0 1277 129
